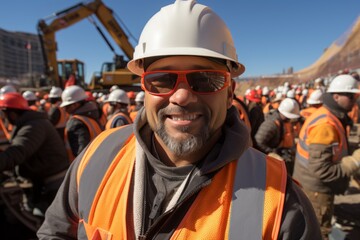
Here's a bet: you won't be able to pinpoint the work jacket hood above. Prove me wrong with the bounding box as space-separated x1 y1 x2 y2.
133 105 251 175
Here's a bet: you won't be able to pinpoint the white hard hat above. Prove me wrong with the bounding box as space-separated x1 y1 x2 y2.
262 86 269 95
314 77 324 84
302 88 308 96
272 92 283 102
22 91 37 101
0 85 16 94
281 86 289 96
135 91 145 102
127 0 245 77
48 86 63 98
284 82 290 87
327 74 360 93
106 89 130 105
286 89 295 99
110 85 119 92
278 98 300 119
307 89 323 105
60 85 87 107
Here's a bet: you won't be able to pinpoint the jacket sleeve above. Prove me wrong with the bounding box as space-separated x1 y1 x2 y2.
0 121 47 171
37 150 84 239
278 178 322 239
254 119 279 154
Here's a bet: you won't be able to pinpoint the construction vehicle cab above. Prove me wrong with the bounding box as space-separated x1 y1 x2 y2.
57 59 85 87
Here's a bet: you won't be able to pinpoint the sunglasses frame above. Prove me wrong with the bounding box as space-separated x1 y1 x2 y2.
141 69 231 96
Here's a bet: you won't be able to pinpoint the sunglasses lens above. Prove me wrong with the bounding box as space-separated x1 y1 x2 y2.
143 72 177 94
187 71 228 93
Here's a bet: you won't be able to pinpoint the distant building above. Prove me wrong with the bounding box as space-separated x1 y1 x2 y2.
0 28 44 86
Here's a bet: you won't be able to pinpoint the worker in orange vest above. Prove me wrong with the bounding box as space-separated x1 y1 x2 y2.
104 89 133 129
294 74 360 239
300 89 323 119
38 1 321 239
130 91 145 122
60 86 102 162
48 87 69 141
22 90 39 111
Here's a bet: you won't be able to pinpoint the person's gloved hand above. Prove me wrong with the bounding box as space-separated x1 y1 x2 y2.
341 149 360 176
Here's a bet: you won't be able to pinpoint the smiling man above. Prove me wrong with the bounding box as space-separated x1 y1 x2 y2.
38 1 321 239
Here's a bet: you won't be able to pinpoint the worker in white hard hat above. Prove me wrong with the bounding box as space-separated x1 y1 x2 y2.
47 87 68 140
38 1 321 239
255 98 300 176
59 85 103 162
294 74 360 239
22 90 39 111
130 91 145 121
300 89 323 118
104 89 132 129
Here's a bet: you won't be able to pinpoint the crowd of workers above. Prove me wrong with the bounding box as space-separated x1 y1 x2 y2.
0 0 359 239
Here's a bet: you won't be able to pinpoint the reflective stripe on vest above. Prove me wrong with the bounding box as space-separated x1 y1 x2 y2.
105 112 132 130
75 126 287 239
64 115 102 162
296 106 348 167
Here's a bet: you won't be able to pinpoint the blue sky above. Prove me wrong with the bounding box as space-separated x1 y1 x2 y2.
1 0 359 83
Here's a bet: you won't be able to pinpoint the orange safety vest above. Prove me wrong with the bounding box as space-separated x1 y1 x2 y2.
75 126 287 239
105 112 132 130
296 106 348 166
129 111 138 122
274 120 296 149
29 105 39 111
64 115 102 162
348 103 359 124
300 107 317 118
232 99 251 130
55 106 69 129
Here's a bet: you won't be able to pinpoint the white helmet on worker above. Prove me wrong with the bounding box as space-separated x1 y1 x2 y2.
60 85 87 107
135 91 145 102
307 89 323 105
106 89 130 105
327 74 360 93
0 85 17 94
127 0 245 77
286 89 295 99
262 86 269 96
110 85 119 92
48 86 63 98
278 98 300 119
22 91 37 101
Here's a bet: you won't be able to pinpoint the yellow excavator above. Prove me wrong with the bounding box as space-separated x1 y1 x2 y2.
37 0 140 90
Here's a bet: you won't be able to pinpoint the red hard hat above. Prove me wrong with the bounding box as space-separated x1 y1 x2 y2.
245 89 261 103
0 92 30 110
85 91 95 101
127 91 135 99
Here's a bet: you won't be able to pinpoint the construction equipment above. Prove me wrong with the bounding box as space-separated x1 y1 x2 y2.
37 0 140 90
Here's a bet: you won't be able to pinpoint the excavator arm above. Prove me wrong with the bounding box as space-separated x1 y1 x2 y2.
37 0 134 88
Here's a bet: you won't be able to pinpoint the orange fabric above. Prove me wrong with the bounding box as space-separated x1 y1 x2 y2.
29 105 38 111
0 118 11 140
232 99 251 130
78 132 136 240
129 111 138 122
274 120 295 148
77 135 286 239
297 106 348 163
300 107 317 118
348 103 359 124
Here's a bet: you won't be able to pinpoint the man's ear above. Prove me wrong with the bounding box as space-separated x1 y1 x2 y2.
227 79 236 109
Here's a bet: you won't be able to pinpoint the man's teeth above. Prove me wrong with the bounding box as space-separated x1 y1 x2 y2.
171 114 197 121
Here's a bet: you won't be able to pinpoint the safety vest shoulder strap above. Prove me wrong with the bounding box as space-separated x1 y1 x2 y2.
105 112 133 130
76 125 134 222
71 115 102 140
229 148 287 239
55 106 68 128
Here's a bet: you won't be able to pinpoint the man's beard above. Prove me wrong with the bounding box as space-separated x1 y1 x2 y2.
154 107 210 157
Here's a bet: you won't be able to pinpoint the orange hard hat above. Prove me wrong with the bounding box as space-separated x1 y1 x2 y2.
0 92 30 110
127 91 135 99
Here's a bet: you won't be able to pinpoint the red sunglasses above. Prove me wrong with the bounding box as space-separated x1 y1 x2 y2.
141 70 231 96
